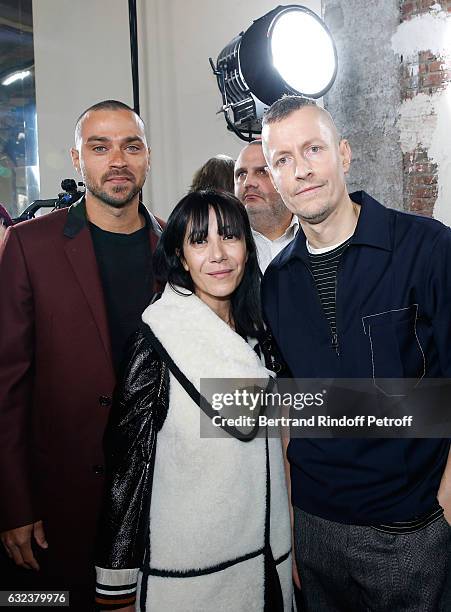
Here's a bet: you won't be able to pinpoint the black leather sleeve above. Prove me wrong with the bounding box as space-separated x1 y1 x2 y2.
254 329 293 378
95 327 169 569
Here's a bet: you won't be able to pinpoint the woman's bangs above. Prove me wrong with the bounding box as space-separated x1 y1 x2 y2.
213 202 245 238
186 197 245 243
186 200 210 243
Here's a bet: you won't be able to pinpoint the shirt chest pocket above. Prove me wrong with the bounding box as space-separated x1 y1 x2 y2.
362 305 426 387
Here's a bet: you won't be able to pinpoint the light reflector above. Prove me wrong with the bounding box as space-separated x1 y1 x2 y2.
271 9 337 97
211 4 337 141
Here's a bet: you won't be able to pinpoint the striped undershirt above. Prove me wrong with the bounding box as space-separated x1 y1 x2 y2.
307 237 352 353
306 236 443 533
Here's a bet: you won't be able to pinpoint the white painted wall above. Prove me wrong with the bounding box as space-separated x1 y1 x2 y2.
33 0 321 217
139 0 321 216
32 0 133 201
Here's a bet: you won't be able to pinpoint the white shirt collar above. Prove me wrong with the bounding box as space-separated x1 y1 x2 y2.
252 215 299 273
252 215 299 243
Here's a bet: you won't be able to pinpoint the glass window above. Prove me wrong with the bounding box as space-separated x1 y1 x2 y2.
0 0 39 219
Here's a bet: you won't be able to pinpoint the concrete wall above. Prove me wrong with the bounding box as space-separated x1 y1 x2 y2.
323 0 404 210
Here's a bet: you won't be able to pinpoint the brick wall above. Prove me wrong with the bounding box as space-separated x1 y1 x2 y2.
400 0 451 215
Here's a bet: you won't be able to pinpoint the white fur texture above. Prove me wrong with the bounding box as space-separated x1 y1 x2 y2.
139 285 292 611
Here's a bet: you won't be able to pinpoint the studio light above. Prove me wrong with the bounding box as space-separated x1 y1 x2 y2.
210 5 337 141
2 69 32 87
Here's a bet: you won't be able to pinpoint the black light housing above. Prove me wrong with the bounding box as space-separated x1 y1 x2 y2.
210 4 337 141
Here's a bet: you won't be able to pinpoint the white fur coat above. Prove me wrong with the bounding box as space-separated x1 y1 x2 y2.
136 284 292 611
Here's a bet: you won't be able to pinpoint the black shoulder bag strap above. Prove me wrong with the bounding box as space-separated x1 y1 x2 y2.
263 428 284 612
139 323 268 442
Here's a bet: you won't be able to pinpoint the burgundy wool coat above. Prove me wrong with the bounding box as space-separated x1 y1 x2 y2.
0 198 162 602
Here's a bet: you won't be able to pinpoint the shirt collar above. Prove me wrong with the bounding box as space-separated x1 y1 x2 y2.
350 191 391 251
252 214 299 242
273 191 392 269
288 214 300 233
63 196 161 238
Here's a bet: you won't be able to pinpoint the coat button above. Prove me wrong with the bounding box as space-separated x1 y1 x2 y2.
92 465 104 475
99 395 112 407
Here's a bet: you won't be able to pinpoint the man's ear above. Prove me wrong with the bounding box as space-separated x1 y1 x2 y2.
70 147 81 174
339 139 352 174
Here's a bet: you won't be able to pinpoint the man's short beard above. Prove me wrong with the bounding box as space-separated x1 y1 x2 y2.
86 181 141 208
246 194 288 220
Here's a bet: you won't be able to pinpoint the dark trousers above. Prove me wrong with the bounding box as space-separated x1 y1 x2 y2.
294 507 451 612
0 545 95 611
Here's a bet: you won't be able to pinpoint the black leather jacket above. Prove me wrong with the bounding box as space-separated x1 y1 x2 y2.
95 329 169 569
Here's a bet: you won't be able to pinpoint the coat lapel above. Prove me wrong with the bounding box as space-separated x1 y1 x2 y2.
62 197 163 364
142 285 271 387
64 227 113 366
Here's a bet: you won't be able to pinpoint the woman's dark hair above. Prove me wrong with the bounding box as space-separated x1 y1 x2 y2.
154 189 264 337
190 155 235 194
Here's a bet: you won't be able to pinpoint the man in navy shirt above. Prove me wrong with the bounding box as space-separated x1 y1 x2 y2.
261 95 451 611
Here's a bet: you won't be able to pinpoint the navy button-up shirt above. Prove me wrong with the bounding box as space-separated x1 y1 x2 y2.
262 191 451 524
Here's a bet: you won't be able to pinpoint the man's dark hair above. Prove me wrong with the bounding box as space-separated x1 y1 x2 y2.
262 95 317 127
74 100 146 144
190 155 235 194
154 189 264 337
76 100 140 125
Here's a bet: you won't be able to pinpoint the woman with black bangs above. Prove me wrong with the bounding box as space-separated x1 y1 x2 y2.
94 190 292 612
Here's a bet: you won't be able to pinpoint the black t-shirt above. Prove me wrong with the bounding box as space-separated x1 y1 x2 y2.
90 222 154 371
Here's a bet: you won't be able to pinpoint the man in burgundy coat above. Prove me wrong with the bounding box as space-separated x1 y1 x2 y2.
0 100 163 609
